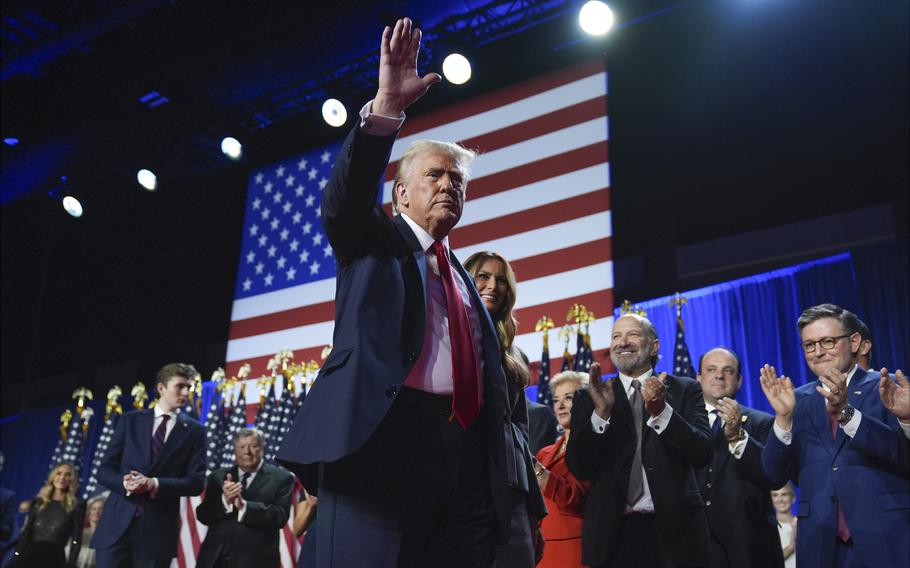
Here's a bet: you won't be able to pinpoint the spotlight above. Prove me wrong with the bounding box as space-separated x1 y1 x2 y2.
579 1 615 36
62 195 83 218
322 99 348 127
137 169 157 191
4 137 19 146
221 137 243 161
442 53 472 85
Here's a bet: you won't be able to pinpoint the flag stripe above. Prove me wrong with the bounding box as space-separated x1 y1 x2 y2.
452 187 611 248
514 290 615 337
227 57 612 380
396 58 608 139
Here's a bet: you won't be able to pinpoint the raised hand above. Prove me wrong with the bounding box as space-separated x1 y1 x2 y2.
373 18 441 117
642 373 668 417
587 362 614 420
715 397 744 443
879 368 910 422
222 473 242 507
759 364 796 430
817 368 849 418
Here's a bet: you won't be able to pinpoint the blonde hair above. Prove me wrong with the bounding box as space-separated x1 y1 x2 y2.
392 140 476 214
550 370 589 393
464 251 530 386
37 462 79 512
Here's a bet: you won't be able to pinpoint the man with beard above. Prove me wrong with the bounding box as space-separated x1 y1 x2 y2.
695 347 783 568
760 303 910 568
566 313 712 568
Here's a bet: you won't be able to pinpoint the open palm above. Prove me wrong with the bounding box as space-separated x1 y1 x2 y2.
374 18 441 117
759 364 795 418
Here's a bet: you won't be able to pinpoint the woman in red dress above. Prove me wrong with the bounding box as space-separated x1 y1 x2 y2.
535 371 591 568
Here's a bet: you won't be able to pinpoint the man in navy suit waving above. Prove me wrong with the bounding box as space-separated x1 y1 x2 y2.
278 17 530 568
92 362 206 568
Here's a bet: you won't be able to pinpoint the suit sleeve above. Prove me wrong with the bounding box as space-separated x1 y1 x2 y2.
240 471 294 531
657 380 713 468
97 414 128 496
155 425 206 498
513 385 547 519
322 126 399 259
565 387 612 481
541 463 589 515
849 412 910 476
195 471 228 526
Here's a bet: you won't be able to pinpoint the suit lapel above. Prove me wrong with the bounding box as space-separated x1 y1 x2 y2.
244 465 270 497
136 410 154 466
153 414 189 469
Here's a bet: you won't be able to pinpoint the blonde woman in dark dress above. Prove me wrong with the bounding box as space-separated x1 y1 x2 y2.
14 462 84 567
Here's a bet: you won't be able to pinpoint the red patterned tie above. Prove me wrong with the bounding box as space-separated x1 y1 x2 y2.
828 413 852 542
151 414 170 462
432 241 481 428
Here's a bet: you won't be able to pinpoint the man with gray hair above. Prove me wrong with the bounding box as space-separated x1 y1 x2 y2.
195 428 293 568
566 313 712 568
278 17 527 567
760 303 910 568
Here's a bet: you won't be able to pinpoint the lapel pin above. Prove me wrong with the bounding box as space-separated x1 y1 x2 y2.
853 390 862 395
740 415 748 424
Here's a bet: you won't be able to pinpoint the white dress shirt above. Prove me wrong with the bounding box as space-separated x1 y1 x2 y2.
589 369 674 513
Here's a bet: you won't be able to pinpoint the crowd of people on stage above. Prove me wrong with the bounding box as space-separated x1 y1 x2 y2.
2 15 908 568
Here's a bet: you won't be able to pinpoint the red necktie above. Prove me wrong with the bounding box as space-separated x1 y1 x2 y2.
432 241 481 428
827 413 852 542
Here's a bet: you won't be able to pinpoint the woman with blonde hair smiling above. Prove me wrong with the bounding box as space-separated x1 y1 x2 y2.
534 370 591 568
465 250 546 567
14 462 85 567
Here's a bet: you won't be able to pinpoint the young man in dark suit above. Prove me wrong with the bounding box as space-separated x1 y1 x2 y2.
695 347 784 568
196 428 294 568
566 313 712 568
92 362 206 568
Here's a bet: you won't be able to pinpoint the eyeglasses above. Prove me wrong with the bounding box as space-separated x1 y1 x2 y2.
800 334 853 353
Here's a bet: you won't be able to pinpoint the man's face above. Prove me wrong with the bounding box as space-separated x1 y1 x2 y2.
234 435 264 473
157 375 190 412
800 317 860 377
609 315 658 376
697 349 742 405
396 150 466 239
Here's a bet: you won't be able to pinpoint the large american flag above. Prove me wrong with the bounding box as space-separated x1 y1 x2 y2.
225 58 615 381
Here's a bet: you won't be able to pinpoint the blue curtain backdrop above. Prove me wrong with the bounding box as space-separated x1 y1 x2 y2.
3 242 908 505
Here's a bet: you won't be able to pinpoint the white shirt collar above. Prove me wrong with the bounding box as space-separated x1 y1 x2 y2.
154 403 178 420
618 369 654 394
239 459 264 477
399 212 450 252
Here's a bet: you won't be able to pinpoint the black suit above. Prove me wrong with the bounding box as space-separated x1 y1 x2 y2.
697 405 784 568
566 374 712 568
195 464 294 568
527 400 558 455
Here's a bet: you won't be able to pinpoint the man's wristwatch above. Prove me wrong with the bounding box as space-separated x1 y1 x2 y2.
837 405 856 426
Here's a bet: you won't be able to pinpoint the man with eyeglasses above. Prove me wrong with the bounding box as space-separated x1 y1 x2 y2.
759 303 910 568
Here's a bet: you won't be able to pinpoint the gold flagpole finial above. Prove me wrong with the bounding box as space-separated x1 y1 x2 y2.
131 382 148 410
72 387 93 417
59 409 73 440
105 386 123 420
669 292 688 319
321 344 333 360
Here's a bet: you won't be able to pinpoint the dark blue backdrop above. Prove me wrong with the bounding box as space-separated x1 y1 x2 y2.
3 242 908 508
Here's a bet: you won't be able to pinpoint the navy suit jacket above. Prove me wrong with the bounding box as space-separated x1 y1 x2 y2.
566 374 713 568
697 405 784 568
91 410 206 559
277 125 520 541
762 368 910 568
